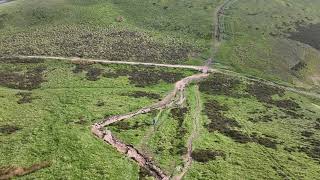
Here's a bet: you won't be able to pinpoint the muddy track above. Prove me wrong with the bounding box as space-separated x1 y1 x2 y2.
92 73 209 180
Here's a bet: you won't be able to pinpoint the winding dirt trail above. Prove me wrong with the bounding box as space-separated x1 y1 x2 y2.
91 73 209 180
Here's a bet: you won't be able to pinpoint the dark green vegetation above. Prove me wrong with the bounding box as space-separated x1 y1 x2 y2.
217 0 320 88
0 58 196 179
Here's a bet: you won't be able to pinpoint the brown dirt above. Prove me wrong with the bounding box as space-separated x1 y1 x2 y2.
0 161 51 180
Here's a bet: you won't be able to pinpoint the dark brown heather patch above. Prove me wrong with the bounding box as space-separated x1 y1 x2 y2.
301 131 314 138
0 125 21 135
0 27 196 64
102 65 185 87
191 149 225 163
273 99 300 110
128 70 183 87
291 61 306 71
0 66 46 90
0 57 44 64
72 64 90 73
128 91 161 100
247 82 303 119
16 92 33 104
204 99 278 149
199 73 240 96
288 23 320 50
170 107 189 156
86 67 103 81
110 121 130 131
298 139 320 162
248 114 273 123
246 82 285 104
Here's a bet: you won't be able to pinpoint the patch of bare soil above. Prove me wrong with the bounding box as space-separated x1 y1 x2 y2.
0 125 21 135
0 66 46 90
0 161 51 180
288 23 320 50
191 149 225 163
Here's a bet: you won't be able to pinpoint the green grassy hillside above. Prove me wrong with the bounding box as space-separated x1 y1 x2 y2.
217 0 320 88
0 0 224 64
0 57 196 179
1 0 320 179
